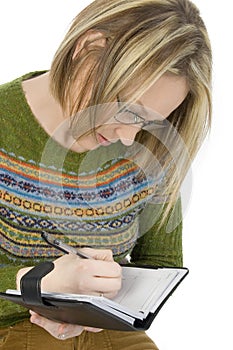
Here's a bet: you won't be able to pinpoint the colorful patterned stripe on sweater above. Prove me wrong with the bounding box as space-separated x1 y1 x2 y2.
0 148 155 259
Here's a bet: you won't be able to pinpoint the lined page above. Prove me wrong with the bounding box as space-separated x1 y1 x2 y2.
112 267 179 314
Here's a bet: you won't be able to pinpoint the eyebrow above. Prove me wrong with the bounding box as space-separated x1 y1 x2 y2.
120 95 164 120
119 96 147 116
133 99 149 117
136 99 166 120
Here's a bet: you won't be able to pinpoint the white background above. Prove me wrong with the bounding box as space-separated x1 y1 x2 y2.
0 1 232 349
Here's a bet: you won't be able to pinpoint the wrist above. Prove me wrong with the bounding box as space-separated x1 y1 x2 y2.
16 266 34 290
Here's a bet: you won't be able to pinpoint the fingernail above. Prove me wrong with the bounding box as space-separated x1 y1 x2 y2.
29 310 36 315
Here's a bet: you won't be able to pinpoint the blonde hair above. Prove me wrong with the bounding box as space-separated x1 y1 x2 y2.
50 0 212 224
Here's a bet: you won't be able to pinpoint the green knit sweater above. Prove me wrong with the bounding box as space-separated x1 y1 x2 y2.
0 72 183 327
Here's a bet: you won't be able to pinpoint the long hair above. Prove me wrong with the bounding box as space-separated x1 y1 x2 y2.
50 0 212 224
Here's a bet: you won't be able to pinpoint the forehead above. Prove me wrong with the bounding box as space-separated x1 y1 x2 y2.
136 73 189 118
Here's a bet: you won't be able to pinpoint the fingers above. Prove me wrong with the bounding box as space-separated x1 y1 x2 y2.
29 311 103 340
84 326 103 333
30 311 84 339
75 259 122 295
41 248 122 297
79 248 114 261
78 259 122 278
81 276 122 295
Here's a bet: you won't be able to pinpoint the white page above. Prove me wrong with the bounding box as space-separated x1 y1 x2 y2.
113 267 179 314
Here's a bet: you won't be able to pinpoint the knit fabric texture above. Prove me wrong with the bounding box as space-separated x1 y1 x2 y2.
0 72 183 327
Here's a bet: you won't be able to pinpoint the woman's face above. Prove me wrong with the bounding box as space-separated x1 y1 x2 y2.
73 73 189 152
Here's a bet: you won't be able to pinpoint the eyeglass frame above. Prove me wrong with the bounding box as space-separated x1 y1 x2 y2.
114 95 167 129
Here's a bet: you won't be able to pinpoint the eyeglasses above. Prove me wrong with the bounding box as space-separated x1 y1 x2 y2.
114 96 167 129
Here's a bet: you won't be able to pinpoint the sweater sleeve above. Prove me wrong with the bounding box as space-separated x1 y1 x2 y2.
0 265 30 326
130 197 183 267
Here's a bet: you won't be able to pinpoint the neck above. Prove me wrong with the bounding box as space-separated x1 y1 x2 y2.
22 71 65 136
21 71 97 153
22 72 82 151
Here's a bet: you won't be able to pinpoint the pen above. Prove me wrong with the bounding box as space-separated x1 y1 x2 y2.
41 232 92 259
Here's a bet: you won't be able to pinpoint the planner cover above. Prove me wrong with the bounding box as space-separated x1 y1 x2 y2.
0 262 189 331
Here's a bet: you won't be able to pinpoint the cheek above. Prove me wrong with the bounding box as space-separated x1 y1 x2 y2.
161 96 186 118
142 90 188 118
138 74 189 118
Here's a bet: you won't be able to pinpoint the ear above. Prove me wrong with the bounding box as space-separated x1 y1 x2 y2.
72 30 107 60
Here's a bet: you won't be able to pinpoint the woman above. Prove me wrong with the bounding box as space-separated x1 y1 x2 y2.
0 0 211 349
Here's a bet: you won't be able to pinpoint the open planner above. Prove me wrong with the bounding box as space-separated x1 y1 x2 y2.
0 262 188 331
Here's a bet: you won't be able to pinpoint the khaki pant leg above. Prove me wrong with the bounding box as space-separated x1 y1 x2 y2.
1 320 159 350
80 329 159 350
0 320 74 350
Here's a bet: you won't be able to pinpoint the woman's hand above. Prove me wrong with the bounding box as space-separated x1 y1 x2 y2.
41 248 122 299
16 248 122 299
29 311 103 340
17 248 121 338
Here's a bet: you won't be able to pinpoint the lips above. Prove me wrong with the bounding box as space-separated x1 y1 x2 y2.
97 133 112 146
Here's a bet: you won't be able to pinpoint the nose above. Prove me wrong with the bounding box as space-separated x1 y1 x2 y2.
115 125 141 146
